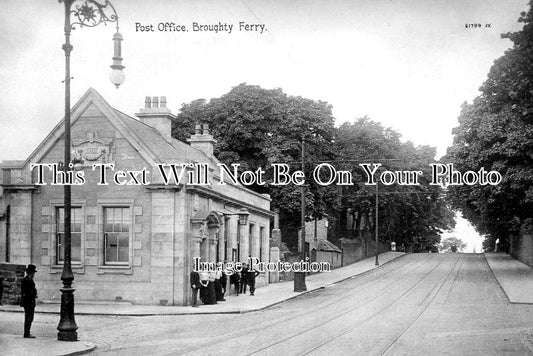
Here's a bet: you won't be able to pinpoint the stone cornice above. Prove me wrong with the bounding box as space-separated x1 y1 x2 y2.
1 184 39 193
185 185 275 218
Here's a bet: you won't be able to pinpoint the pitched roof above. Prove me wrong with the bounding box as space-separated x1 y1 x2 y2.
317 239 342 253
22 88 217 169
113 109 217 165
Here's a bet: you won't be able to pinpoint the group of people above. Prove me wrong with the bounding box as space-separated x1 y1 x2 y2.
190 269 227 306
17 261 263 337
189 263 260 307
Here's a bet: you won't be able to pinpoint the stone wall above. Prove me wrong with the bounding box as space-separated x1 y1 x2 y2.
316 250 342 269
340 238 390 266
510 229 533 268
0 263 25 305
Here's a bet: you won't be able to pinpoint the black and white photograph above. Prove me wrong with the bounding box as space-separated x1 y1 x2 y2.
1 0 533 354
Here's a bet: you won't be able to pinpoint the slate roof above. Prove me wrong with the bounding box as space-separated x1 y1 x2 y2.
317 239 342 253
113 108 218 165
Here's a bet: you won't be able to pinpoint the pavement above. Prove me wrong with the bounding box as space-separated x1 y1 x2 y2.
2 251 532 355
485 252 533 304
0 252 402 355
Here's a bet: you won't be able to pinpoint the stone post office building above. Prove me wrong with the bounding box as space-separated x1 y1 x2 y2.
0 88 275 305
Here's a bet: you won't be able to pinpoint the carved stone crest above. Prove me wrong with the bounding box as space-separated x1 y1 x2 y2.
72 132 114 166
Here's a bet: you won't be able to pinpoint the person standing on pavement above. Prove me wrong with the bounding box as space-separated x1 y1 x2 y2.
240 263 249 294
247 266 260 296
220 270 228 300
214 269 226 302
199 270 209 304
190 269 201 307
230 270 240 296
207 271 217 304
20 264 38 338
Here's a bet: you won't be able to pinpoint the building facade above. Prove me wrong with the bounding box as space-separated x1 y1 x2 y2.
299 218 342 268
0 88 274 305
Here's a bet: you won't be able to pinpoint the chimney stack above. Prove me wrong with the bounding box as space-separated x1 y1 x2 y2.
187 121 216 158
135 96 176 142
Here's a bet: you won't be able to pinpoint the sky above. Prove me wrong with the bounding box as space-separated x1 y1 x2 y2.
0 0 529 249
441 213 484 253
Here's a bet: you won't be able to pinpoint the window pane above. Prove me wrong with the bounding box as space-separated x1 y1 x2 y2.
57 233 64 263
115 208 122 222
106 233 118 262
72 209 79 222
105 223 113 232
106 209 114 224
113 223 120 232
118 234 129 262
103 207 131 264
122 208 130 221
56 207 82 263
72 233 81 261
72 222 81 233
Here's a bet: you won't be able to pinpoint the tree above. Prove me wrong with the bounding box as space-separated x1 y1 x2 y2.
334 118 455 252
440 237 467 253
445 2 533 247
172 83 337 250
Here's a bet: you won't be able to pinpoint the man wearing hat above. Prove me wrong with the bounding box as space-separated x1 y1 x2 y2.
20 264 38 338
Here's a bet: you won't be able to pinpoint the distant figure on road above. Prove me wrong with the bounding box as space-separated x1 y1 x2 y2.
20 264 38 338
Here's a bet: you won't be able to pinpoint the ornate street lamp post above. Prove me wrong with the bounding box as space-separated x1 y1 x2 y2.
58 0 124 342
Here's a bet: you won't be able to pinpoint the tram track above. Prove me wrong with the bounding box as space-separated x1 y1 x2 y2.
295 254 465 355
175 254 435 355
245 254 454 355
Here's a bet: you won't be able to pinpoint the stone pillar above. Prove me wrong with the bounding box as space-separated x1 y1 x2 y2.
239 221 249 263
9 192 32 264
193 221 209 263
249 224 258 260
192 236 202 260
190 221 204 260
227 216 238 261
150 191 176 305
271 210 281 248
201 237 209 263
218 219 225 262
208 223 219 263
269 247 280 283
261 226 270 263
209 237 218 263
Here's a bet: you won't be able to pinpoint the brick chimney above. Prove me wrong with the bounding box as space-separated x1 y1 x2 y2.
187 122 216 158
135 96 176 142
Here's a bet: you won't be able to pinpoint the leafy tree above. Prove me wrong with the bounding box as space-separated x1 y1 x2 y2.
334 118 454 252
440 237 467 253
174 85 455 253
445 2 533 247
172 83 337 250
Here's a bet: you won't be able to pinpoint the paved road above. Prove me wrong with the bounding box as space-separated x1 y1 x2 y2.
2 253 533 355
